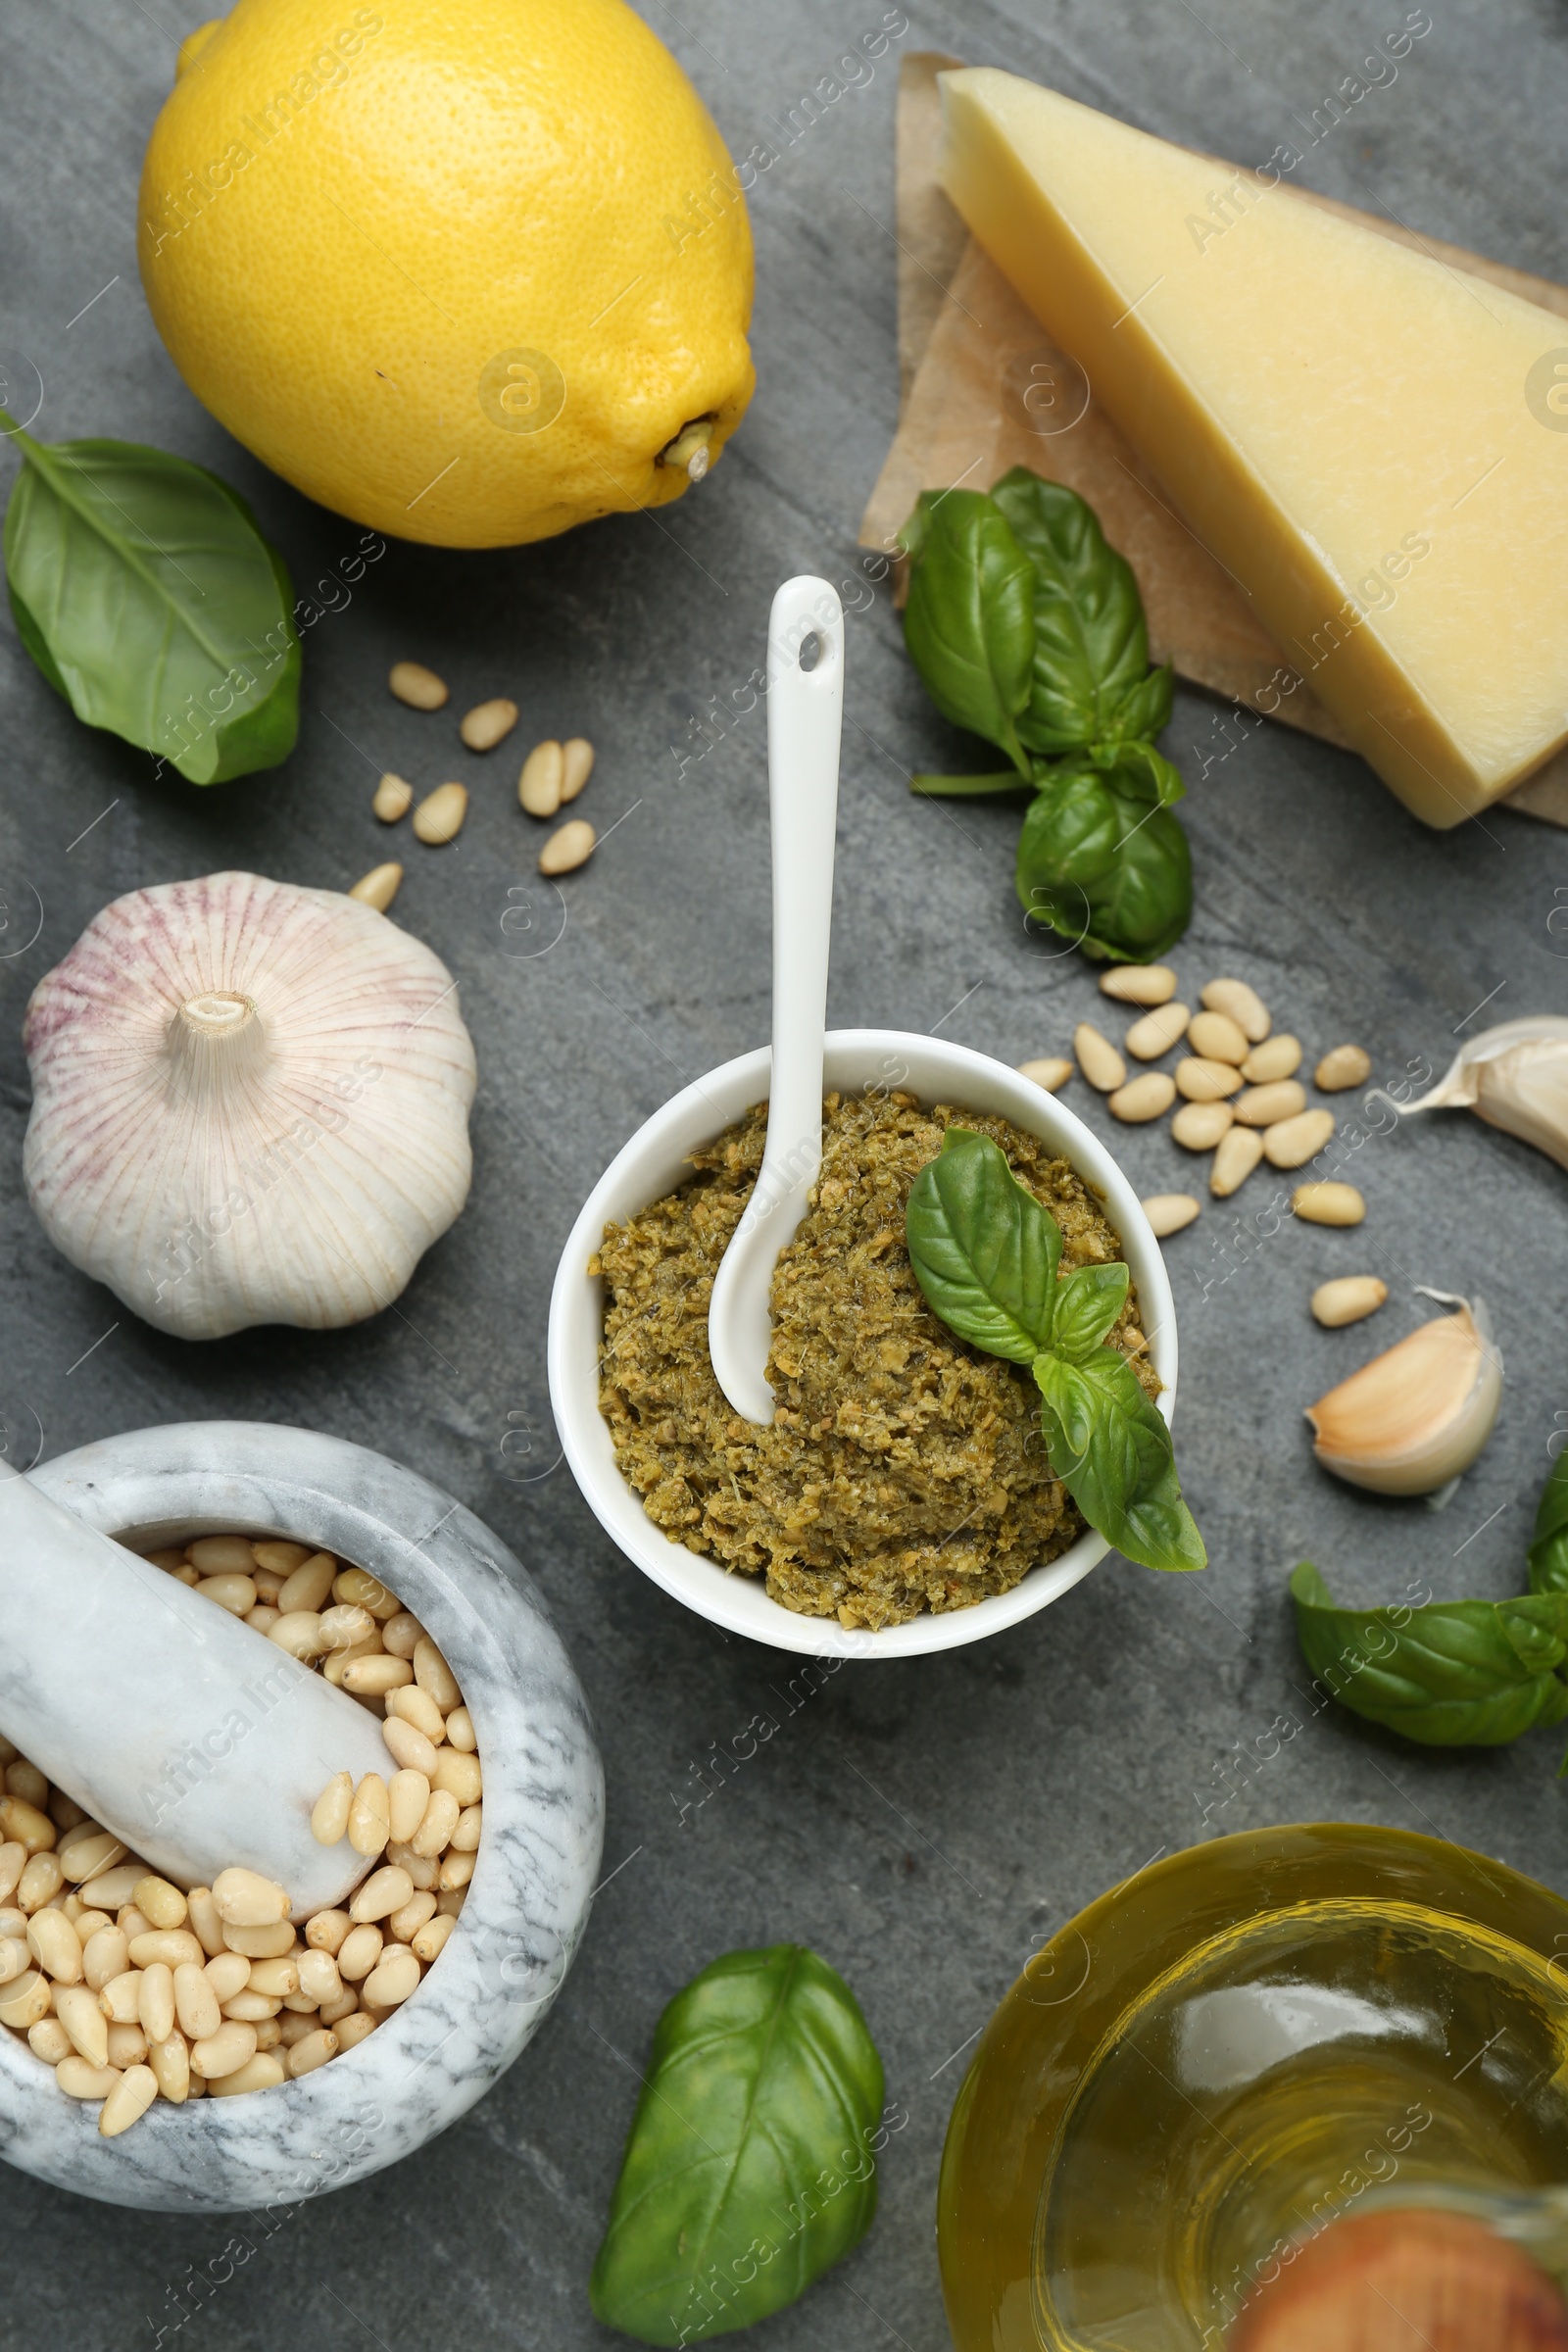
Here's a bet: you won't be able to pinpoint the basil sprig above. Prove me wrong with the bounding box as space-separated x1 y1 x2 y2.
1529 1449 1568 1596
905 1128 1204 1575
1 410 299 783
590 1944 884 2345
902 467 1191 964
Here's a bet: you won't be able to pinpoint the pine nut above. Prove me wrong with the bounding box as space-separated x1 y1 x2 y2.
172 1963 220 2041
107 2020 149 2068
186 1886 226 1956
1124 1003 1191 1059
435 1886 466 1917
297 1949 343 2006
349 1774 391 1858
171 1565 202 1587
438 1849 474 1890
411 1789 461 1858
220 1989 282 2023
349 1866 415 1926
450 1806 482 1853
323 1639 381 1687
187 1536 256 1575
71 1908 112 1940
286 2028 340 2078
389 1889 438 1942
208 2052 286 2097
312 1772 353 1846
279 1552 338 1614
82 1926 129 1990
1315 1043 1372 1092
252 1541 311 1576
58 2057 121 2100
97 2058 157 2135
388 1769 430 1846
338 1924 383 1982
279 2004 320 2036
148 2029 190 2103
194 1572 257 1616
1109 1071 1176 1122
383 1716 441 1778
80 1864 144 1914
461 697 518 752
1235 1079 1307 1128
29 2017 74 2065
204 1950 252 2004
539 816 596 875
319 1986 360 2027
138 1961 175 2044
1264 1108 1337 1167
1016 1056 1073 1092
128 1929 205 1970
1171 1100 1234 1151
336 2010 378 2050
1312 1276 1389 1328
1176 1057 1244 1102
19 1852 65 1910
561 737 594 803
319 1602 376 1652
191 2021 258 2080
1188 1010 1249 1064
1211 1126 1264 1197
1100 964 1176 1005
373 772 413 823
220 1919 297 1959
1 1796 57 1854
0 1934 29 1984
388 1685 448 1743
382 1612 425 1659
270 1609 328 1660
247 1956 300 1998
344 1654 414 1696
412 1913 457 1965
1072 1023 1125 1093
0 1841 24 1902
518 738 564 817
1141 1194 1200 1238
0 1905 26 1937
413 781 468 845
59 1981 112 2062
1294 1181 1366 1226
119 1907 153 1942
212 1868 287 1930
445 1706 476 1753
389 661 448 710
1241 1034 1301 1084
363 1946 420 2008
1200 977 1270 1042
0 1968 52 2029
386 1840 439 1891
431 1749 481 1807
28 1909 82 1983
305 1909 352 1956
5 1762 46 1806
334 1566 399 1618
98 1970 144 2026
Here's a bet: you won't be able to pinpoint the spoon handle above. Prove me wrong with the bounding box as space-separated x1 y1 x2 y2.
760 576 845 1211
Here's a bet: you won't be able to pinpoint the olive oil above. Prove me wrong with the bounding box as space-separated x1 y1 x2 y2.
939 1827 1568 2352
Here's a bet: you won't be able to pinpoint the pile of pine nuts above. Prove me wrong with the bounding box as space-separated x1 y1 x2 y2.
0 1536 479 2137
351 660 596 912
1019 968 1386 1327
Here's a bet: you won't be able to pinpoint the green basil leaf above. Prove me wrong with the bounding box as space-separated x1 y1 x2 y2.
1530 1450 1568 1595
1101 737 1186 811
1108 660 1175 743
991 467 1149 755
908 770 1036 798
902 490 1035 771
1075 798 1193 966
906 1127 1062 1363
1015 762 1123 900
1015 760 1193 963
1 423 299 784
1034 1348 1205 1573
1050 1262 1130 1362
589 1944 884 2346
1289 1561 1568 1746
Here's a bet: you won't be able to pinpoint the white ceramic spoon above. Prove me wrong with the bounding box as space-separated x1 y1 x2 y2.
0 1463 386 1917
708 576 845 1424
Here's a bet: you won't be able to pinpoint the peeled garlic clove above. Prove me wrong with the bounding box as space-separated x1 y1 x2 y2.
1380 1017 1568 1173
22 872 476 1340
1304 1291 1502 1496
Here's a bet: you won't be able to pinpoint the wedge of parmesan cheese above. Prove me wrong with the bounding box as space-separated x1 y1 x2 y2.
940 67 1568 827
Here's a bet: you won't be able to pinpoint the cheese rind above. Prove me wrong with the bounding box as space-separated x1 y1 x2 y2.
940 67 1568 827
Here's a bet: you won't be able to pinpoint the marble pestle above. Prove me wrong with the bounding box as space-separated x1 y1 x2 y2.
0 1464 384 1918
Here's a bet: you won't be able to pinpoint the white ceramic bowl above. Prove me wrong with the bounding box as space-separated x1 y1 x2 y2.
549 1030 1178 1658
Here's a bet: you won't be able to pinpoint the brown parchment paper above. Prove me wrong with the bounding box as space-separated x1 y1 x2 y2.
861 54 1568 826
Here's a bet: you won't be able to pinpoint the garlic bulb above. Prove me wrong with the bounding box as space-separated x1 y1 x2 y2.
23 872 476 1340
1305 1290 1502 1496
1379 1017 1568 1173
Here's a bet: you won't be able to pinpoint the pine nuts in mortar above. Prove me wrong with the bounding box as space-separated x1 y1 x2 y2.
0 1532 481 2134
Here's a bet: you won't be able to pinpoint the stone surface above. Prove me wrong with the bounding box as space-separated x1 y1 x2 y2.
2 0 1567 2342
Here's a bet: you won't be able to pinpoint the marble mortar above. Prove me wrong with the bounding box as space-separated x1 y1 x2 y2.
0 1420 605 2213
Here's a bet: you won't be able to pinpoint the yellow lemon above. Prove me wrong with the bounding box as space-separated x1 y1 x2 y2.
138 0 755 547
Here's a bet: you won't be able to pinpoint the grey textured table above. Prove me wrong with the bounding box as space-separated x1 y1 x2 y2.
4 3 1568 2345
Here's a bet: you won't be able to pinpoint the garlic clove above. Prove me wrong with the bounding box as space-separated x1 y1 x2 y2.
1381 1017 1568 1174
1304 1290 1502 1496
22 872 477 1341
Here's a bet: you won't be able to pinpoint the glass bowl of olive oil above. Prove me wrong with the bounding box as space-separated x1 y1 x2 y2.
938 1824 1568 2351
